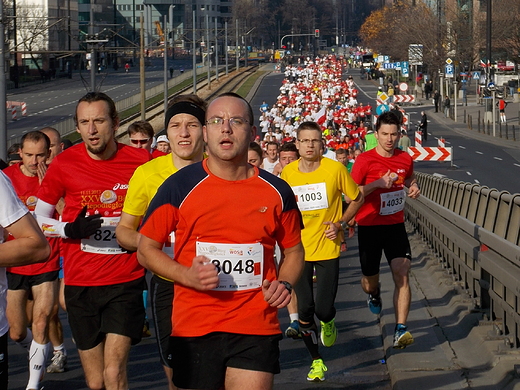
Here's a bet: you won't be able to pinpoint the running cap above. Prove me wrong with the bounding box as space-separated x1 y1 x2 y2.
156 135 169 143
164 101 205 130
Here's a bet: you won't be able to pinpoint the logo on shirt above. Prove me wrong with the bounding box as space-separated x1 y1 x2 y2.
25 195 38 208
258 206 268 213
100 190 117 204
113 183 129 190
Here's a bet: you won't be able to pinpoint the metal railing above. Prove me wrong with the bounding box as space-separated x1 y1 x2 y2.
405 172 520 348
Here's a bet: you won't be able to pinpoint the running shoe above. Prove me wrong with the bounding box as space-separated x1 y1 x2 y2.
367 291 382 315
142 320 151 338
320 319 337 347
307 358 327 382
393 325 414 349
46 350 67 373
284 320 300 339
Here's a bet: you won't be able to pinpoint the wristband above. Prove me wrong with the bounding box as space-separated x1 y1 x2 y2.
279 281 292 294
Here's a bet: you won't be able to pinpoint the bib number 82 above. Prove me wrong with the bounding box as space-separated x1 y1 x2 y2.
93 229 116 242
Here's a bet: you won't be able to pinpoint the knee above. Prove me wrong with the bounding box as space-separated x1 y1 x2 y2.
9 328 26 343
104 363 125 386
85 377 105 390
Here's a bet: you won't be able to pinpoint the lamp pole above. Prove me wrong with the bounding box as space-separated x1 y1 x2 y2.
206 14 210 90
163 15 168 115
215 17 218 82
192 9 197 93
225 20 228 75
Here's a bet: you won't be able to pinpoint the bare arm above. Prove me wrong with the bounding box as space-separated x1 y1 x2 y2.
325 192 364 240
138 235 218 290
272 163 282 177
262 242 304 309
115 212 142 252
0 213 50 267
404 174 421 199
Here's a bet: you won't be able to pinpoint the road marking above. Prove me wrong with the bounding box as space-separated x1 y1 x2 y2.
475 151 483 154
474 179 480 184
458 145 466 149
493 157 503 161
466 172 472 176
514 163 520 168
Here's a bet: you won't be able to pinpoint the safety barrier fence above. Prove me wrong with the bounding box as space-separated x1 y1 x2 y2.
405 172 520 348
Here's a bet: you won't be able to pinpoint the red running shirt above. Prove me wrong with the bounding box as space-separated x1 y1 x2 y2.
3 163 60 275
351 148 414 226
37 143 150 286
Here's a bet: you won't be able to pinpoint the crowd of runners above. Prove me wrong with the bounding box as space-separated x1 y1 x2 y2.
0 53 420 390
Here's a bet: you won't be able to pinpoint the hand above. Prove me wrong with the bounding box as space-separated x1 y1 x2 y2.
323 221 339 240
262 279 291 308
407 183 421 199
37 162 47 184
184 256 219 291
64 206 103 239
378 170 396 189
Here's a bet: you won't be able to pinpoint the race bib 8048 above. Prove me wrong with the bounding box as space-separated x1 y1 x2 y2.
196 242 263 291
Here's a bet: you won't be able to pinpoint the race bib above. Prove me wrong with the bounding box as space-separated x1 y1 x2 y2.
380 190 405 215
196 242 263 291
292 182 329 211
81 217 126 254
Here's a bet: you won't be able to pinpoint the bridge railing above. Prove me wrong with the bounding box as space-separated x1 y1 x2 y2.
406 172 520 348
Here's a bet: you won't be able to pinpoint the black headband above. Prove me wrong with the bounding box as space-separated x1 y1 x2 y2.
164 101 206 130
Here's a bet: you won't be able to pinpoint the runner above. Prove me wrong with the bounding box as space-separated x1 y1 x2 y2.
116 94 207 390
281 121 363 382
127 120 166 158
0 170 50 390
262 141 279 174
138 92 304 390
40 126 68 374
350 111 420 349
34 92 150 390
3 131 61 390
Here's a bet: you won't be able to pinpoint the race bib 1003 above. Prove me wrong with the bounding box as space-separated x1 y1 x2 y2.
292 182 329 211
196 242 263 291
379 190 405 215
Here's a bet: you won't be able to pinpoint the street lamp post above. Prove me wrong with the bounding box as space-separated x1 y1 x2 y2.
206 14 210 90
215 17 218 82
163 15 168 115
192 9 197 94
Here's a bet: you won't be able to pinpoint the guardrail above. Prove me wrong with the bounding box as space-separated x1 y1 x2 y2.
405 172 520 348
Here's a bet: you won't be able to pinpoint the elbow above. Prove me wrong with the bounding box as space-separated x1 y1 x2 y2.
37 240 51 264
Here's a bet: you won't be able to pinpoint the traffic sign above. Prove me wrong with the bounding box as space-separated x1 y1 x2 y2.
472 71 481 80
399 83 408 92
395 62 401 70
376 104 390 115
408 147 452 161
446 58 453 65
445 64 454 78
401 61 409 76
393 95 415 103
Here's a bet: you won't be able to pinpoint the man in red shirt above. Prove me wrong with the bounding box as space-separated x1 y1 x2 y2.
3 131 60 390
350 111 420 349
34 92 150 390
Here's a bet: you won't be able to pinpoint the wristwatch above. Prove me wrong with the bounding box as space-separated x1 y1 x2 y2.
279 281 292 294
339 220 348 230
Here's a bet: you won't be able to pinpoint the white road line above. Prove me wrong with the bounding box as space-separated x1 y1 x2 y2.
474 179 480 184
475 151 483 154
458 145 466 149
466 172 472 176
514 163 520 168
493 157 503 161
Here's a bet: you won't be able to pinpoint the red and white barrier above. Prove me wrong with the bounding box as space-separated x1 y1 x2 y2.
438 137 445 147
11 106 17 120
6 101 27 120
393 95 416 103
21 102 27 116
415 130 422 146
408 146 452 161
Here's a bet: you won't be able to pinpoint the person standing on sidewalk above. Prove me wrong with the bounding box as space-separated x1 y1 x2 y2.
433 90 440 112
350 111 420 350
443 95 451 118
281 121 363 382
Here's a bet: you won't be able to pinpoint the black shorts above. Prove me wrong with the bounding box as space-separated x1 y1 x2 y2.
7 271 59 291
150 274 174 367
170 332 282 389
358 223 412 277
65 277 145 351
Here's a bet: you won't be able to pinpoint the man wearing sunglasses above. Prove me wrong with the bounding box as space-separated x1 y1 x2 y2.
138 92 304 390
127 120 166 159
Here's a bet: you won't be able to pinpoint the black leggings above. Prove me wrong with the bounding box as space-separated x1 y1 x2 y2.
295 258 339 324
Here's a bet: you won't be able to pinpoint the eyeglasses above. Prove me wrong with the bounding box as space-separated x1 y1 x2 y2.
130 138 151 145
298 139 322 145
206 117 249 129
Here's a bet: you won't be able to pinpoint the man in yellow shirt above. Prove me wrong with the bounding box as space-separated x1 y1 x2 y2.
116 94 206 390
281 121 363 382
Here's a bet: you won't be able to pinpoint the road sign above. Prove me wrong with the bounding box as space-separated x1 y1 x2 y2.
401 61 409 76
446 58 453 65
445 64 454 78
395 61 401 70
408 44 423 65
472 71 481 80
408 147 453 161
377 92 389 104
399 83 408 92
394 95 416 103
376 104 390 115
383 63 395 69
